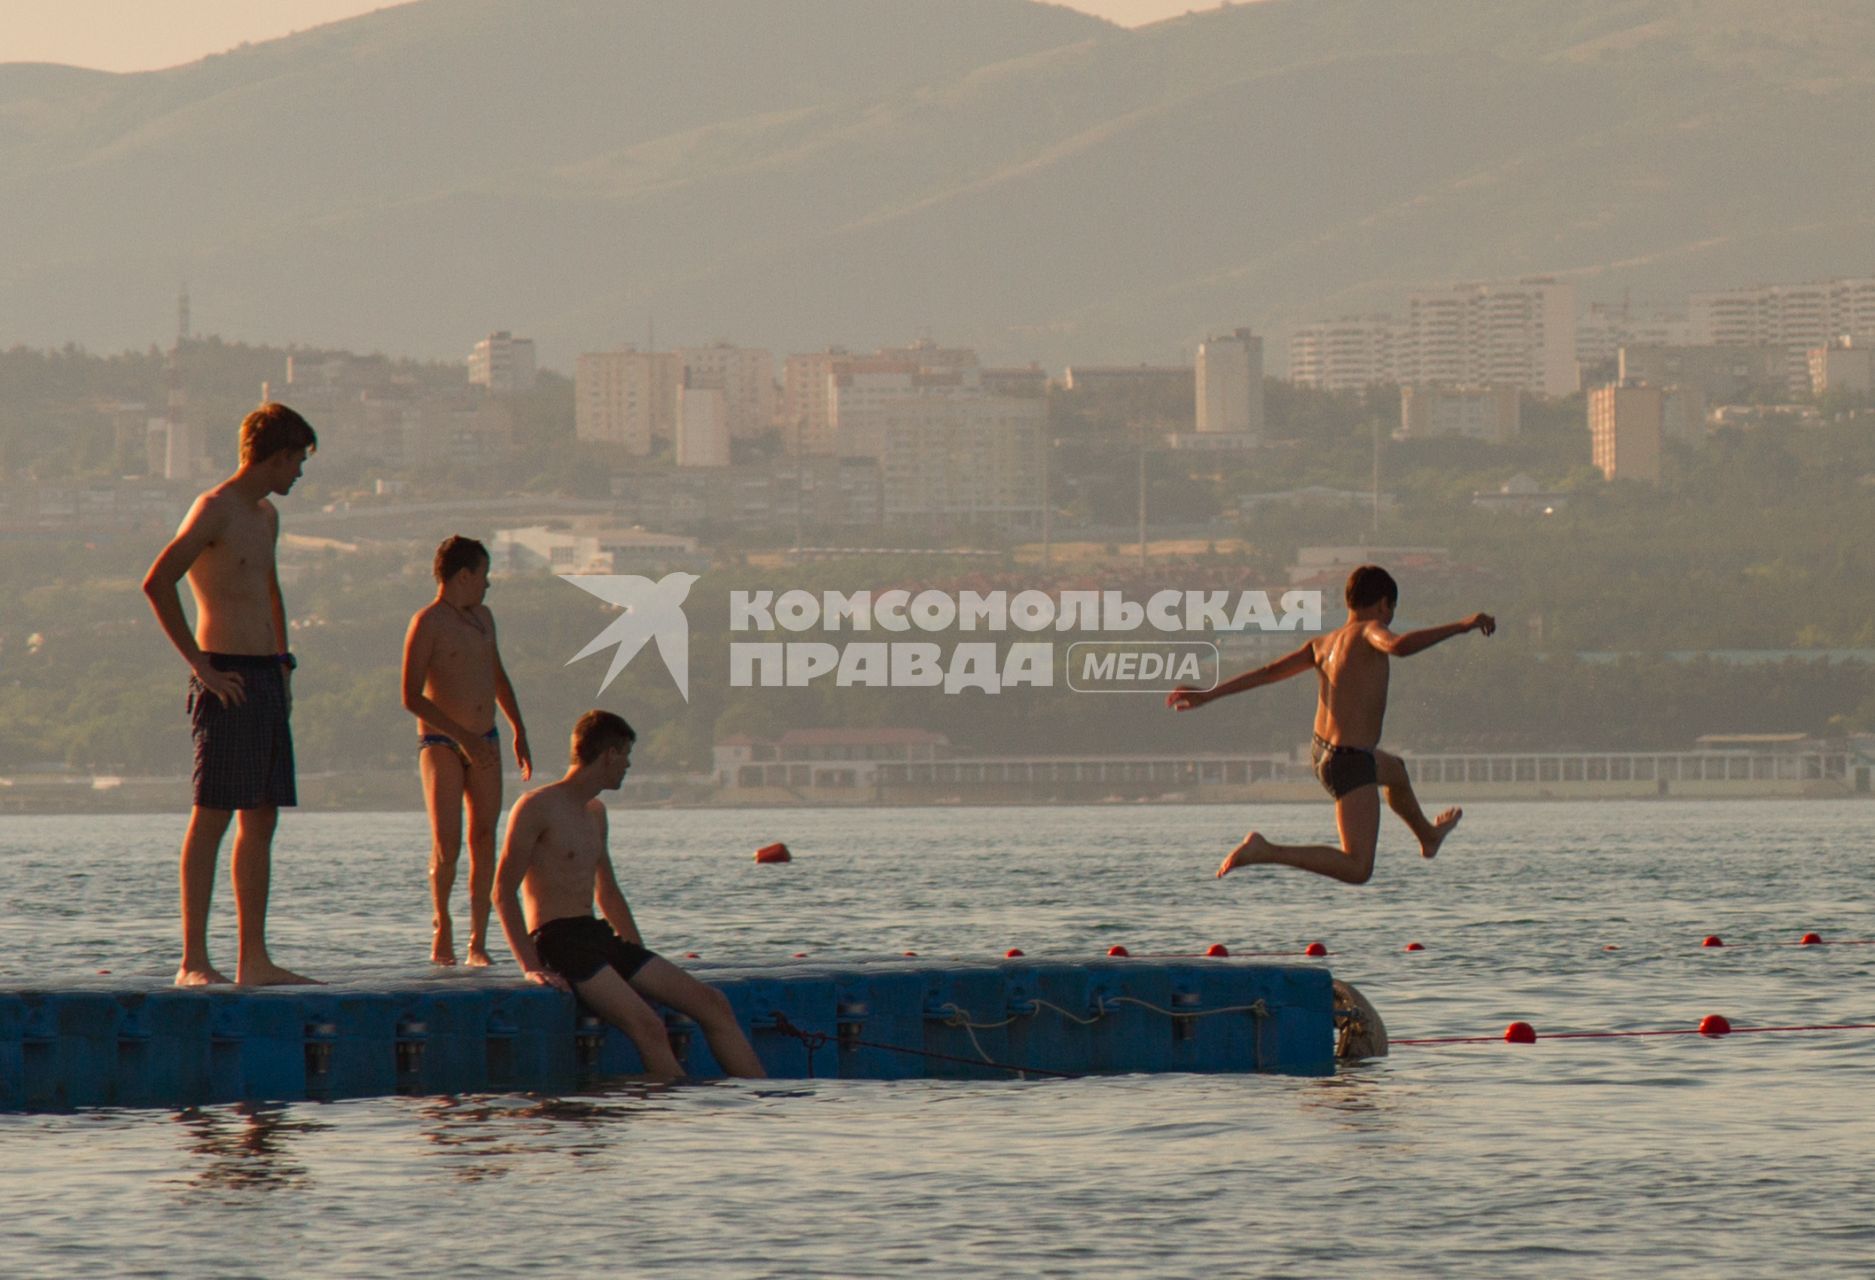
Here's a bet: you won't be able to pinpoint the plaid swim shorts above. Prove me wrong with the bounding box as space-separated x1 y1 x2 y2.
188 653 297 810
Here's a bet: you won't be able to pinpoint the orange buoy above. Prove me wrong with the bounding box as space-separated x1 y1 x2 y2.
1204 943 1229 957
1303 941 1328 958
1504 1021 1537 1044
1005 947 1025 958
1800 932 1824 946
1107 945 1130 957
1701 935 1723 948
754 841 792 864
1698 1013 1733 1037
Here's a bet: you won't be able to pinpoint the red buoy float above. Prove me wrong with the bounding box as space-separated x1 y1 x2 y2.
1005 947 1025 958
1701 935 1723 948
1107 945 1130 957
1303 941 1328 958
1204 943 1229 957
754 841 791 864
1504 1021 1537 1044
1404 941 1425 952
1800 932 1824 946
1698 1013 1733 1037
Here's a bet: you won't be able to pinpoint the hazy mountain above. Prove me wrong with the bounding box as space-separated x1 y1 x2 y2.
3 0 1872 368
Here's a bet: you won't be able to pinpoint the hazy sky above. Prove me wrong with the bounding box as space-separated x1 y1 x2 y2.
3 1 1231 73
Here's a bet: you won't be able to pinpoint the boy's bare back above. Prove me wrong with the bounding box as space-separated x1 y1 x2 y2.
1309 620 1393 749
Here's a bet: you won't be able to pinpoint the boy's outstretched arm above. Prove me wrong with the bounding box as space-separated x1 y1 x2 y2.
1368 612 1496 658
493 798 564 988
1166 640 1316 712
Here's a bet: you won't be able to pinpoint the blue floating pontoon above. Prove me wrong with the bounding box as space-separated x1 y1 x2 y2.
0 955 1362 1110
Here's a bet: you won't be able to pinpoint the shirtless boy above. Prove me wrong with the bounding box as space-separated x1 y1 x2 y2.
401 535 532 966
1168 564 1494 885
142 403 319 986
494 711 764 1080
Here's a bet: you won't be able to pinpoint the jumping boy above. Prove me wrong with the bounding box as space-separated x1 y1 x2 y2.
1167 564 1494 885
493 710 765 1080
401 535 532 966
142 403 319 986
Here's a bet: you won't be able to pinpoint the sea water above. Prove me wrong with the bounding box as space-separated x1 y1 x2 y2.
2 801 1873 1278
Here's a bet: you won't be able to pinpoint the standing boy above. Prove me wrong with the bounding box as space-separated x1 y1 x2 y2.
401 535 532 966
142 403 318 986
494 710 765 1080
1168 564 1494 885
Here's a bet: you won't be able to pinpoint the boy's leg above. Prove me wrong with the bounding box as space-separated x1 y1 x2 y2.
1374 750 1461 859
419 746 467 964
460 752 503 967
629 957 767 1078
569 966 686 1079
1217 786 1381 884
231 806 314 985
178 806 234 985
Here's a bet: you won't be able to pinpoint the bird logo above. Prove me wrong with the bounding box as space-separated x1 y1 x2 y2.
560 572 700 700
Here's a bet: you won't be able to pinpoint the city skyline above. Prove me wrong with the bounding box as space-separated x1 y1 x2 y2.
3 0 1236 73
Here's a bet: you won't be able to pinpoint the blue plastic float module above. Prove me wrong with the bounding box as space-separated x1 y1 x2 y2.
0 956 1335 1110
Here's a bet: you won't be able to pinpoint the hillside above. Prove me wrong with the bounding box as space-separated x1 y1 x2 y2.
2 0 1871 366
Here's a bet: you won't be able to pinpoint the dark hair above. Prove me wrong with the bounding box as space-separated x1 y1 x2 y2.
1344 564 1398 610
433 535 490 584
240 403 318 465
571 709 637 765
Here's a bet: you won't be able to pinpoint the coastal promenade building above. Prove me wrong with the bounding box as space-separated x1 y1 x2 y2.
707 731 1867 803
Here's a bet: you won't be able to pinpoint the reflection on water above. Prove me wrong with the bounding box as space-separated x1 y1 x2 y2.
173 1104 326 1195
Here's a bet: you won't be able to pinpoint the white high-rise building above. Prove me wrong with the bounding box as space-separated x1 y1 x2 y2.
675 344 775 439
1195 328 1264 437
575 347 680 456
823 343 1041 526
676 381 731 467
469 331 536 394
1289 316 1403 390
1401 279 1577 397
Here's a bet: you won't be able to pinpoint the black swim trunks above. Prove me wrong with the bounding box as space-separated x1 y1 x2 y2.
531 916 657 986
1311 734 1378 800
188 653 296 810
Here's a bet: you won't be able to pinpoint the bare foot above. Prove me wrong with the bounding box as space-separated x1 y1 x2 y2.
1420 807 1462 859
236 961 322 986
432 920 457 967
1217 831 1275 879
175 965 233 987
464 946 492 968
